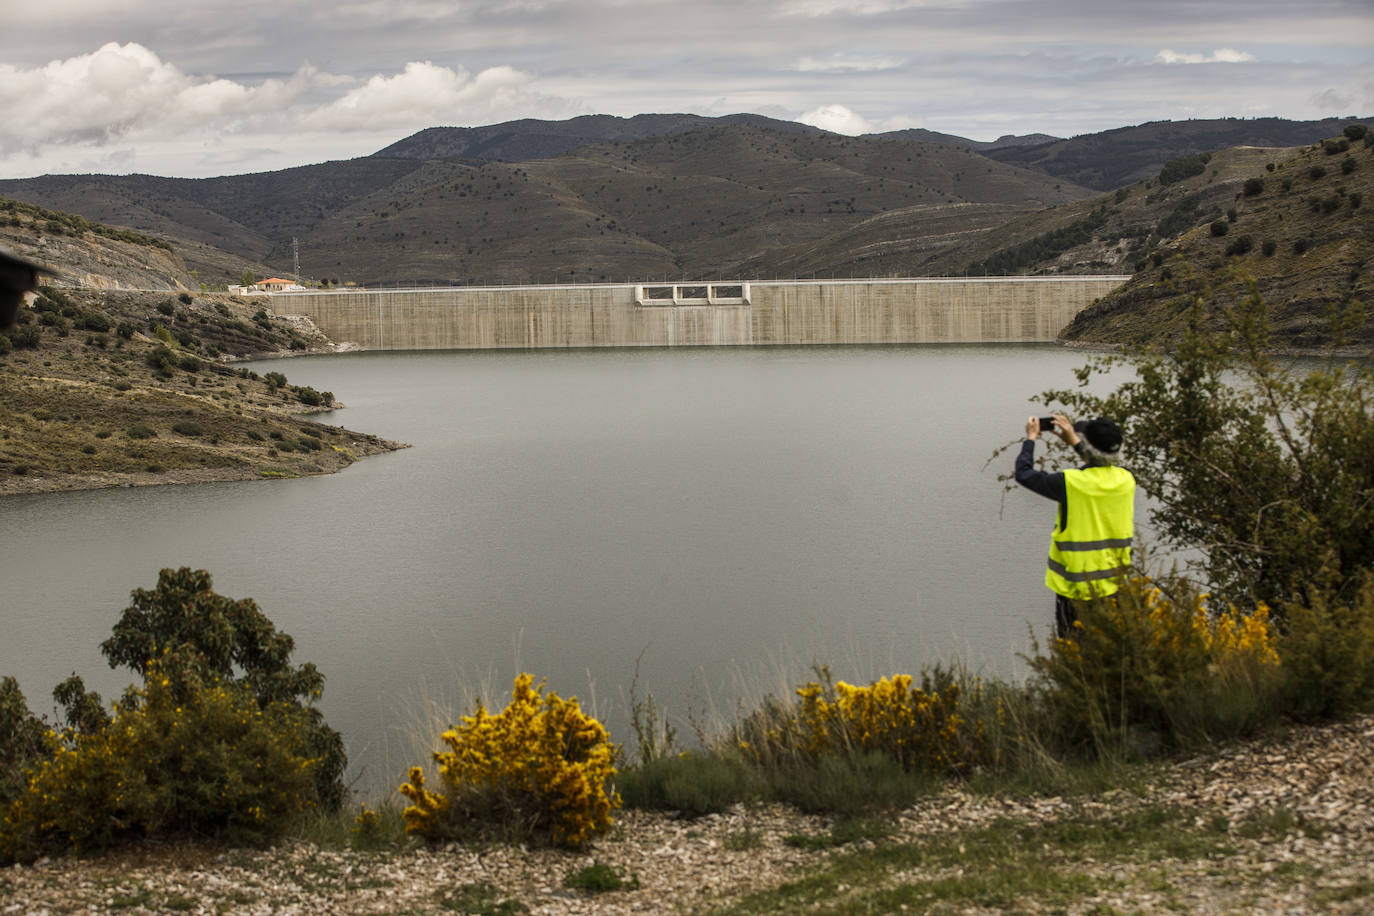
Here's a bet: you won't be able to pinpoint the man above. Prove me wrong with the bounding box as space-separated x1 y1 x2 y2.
1015 413 1135 638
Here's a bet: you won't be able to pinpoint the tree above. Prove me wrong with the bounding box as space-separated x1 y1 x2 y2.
100 567 346 809
1037 280 1373 614
239 270 256 287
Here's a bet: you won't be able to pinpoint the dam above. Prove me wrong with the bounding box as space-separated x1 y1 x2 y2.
267 276 1129 351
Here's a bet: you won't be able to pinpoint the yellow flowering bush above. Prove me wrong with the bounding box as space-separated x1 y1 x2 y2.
0 661 323 864
400 673 620 848
1031 575 1282 751
735 667 994 776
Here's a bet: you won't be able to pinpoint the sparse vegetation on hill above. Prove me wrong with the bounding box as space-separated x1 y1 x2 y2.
0 285 400 495
1062 130 1374 350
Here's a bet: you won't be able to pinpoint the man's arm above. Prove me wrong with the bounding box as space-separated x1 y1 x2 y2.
1013 414 1084 504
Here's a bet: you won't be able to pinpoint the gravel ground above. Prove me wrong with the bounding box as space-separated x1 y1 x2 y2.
3 715 1370 915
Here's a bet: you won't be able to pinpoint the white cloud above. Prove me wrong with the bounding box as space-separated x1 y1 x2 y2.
1155 48 1257 65
0 43 587 175
302 60 580 131
798 104 873 134
0 43 327 154
792 54 905 73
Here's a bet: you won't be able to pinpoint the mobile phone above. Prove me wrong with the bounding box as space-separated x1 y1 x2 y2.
1039 417 1055 432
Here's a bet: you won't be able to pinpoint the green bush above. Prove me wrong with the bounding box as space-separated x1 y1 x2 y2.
295 385 323 406
102 567 346 810
171 421 205 437
0 664 324 863
1344 124 1368 141
1242 177 1264 196
1209 219 1229 237
1278 574 1374 719
146 345 175 373
178 355 201 373
617 752 757 816
126 424 157 439
1225 235 1254 256
1322 138 1350 155
1029 577 1282 754
0 679 52 806
1261 239 1277 257
1158 152 1211 186
156 300 175 316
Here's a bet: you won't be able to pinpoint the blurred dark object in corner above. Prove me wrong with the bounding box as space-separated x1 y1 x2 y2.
0 249 57 330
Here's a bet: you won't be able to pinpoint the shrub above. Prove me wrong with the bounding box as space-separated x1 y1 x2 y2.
1323 138 1350 155
1158 152 1211 186
115 320 136 340
617 752 756 816
1209 219 1229 237
171 421 204 437
0 334 10 356
1030 576 1281 753
156 300 175 316
1225 235 1254 257
1341 155 1357 175
78 313 111 333
126 424 157 439
733 667 995 777
101 567 346 810
178 355 200 373
0 679 52 806
1344 124 1368 141
6 326 40 349
0 663 324 863
1242 177 1264 196
1261 238 1278 257
146 345 175 373
178 292 193 305
295 385 323 407
1278 573 1374 719
399 673 619 848
1309 165 1327 180
264 371 287 389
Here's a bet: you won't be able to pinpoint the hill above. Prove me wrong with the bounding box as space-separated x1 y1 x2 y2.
372 113 826 161
0 125 1093 286
1060 130 1374 351
986 117 1365 191
915 144 1306 278
1 212 399 494
870 128 1060 151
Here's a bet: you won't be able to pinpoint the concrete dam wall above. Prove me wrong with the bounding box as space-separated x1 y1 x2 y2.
268 277 1129 351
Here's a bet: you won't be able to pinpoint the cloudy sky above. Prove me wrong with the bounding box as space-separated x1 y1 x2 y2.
2 0 1371 179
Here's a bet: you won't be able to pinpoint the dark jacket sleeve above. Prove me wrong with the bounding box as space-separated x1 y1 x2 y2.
1014 439 1067 503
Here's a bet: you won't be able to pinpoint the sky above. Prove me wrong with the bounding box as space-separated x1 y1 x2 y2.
1 0 1371 180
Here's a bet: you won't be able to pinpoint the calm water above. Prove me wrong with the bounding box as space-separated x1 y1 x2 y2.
1 344 1131 796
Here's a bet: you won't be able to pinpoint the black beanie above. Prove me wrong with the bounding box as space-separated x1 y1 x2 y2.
1074 417 1123 453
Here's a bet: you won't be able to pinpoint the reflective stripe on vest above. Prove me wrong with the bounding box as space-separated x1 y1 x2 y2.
1045 465 1135 600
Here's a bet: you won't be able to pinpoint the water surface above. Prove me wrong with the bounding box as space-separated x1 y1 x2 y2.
1 344 1125 795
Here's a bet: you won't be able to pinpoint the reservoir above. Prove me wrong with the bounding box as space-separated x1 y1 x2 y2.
0 344 1132 797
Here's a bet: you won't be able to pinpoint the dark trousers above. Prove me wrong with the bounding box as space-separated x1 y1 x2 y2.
1054 593 1078 640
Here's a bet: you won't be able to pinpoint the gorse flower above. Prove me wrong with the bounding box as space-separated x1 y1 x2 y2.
737 667 994 775
400 673 620 848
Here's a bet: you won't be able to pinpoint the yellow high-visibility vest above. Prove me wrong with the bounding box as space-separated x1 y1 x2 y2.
1045 465 1135 599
